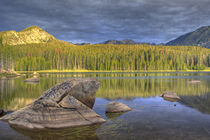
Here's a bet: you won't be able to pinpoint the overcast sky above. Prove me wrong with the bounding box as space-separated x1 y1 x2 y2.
0 0 210 44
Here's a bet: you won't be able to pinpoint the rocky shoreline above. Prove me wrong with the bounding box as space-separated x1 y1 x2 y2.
0 71 21 78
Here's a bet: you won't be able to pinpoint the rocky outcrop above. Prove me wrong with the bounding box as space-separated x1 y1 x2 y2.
0 26 56 46
0 79 106 129
24 78 40 83
160 91 180 100
106 101 132 113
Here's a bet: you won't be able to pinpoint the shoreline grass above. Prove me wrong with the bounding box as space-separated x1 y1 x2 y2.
15 68 210 73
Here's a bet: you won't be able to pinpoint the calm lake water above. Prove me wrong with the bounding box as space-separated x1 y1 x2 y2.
0 72 210 140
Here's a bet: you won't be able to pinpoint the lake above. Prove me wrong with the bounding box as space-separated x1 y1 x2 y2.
0 72 210 140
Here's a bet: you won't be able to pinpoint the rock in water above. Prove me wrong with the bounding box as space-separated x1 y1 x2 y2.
24 78 40 83
188 80 201 84
0 79 106 129
160 91 180 100
106 101 132 113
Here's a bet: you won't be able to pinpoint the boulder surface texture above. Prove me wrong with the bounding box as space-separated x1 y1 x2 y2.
0 79 106 129
106 101 132 113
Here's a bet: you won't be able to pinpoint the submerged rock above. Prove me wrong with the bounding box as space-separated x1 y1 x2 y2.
106 101 132 113
0 79 105 129
188 80 201 84
163 97 179 102
160 91 180 100
106 112 125 120
24 78 40 83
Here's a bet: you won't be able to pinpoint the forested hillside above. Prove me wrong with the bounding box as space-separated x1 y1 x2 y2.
167 26 210 48
0 43 209 72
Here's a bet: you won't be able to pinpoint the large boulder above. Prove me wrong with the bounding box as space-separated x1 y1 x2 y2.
106 101 132 113
0 79 106 129
160 91 180 100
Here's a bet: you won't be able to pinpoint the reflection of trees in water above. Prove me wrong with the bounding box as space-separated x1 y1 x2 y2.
97 104 210 140
11 124 100 140
0 79 15 109
97 78 210 98
0 73 209 110
105 112 126 120
0 78 62 110
179 92 210 114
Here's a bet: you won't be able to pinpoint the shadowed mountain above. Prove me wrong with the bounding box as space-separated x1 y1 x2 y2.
167 26 210 48
0 26 73 46
179 92 210 114
75 43 91 45
99 39 138 45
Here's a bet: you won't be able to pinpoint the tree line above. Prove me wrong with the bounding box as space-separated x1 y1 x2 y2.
0 42 209 72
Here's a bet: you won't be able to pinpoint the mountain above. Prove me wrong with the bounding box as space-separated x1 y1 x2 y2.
0 26 58 46
166 26 210 48
100 39 137 45
75 43 91 45
179 93 210 114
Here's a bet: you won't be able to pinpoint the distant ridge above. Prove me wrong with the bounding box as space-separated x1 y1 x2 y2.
99 39 138 45
167 26 210 48
0 26 66 46
75 43 91 45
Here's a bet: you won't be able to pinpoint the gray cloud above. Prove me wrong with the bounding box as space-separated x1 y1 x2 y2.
0 0 210 43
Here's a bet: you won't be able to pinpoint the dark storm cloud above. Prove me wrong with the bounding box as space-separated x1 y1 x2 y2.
0 0 210 43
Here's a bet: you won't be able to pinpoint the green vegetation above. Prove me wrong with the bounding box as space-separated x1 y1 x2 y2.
0 43 209 72
0 25 209 72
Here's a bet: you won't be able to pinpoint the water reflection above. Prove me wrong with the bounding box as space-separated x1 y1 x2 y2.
105 112 126 120
0 72 210 139
0 72 209 111
97 98 210 140
180 92 210 114
11 124 100 140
